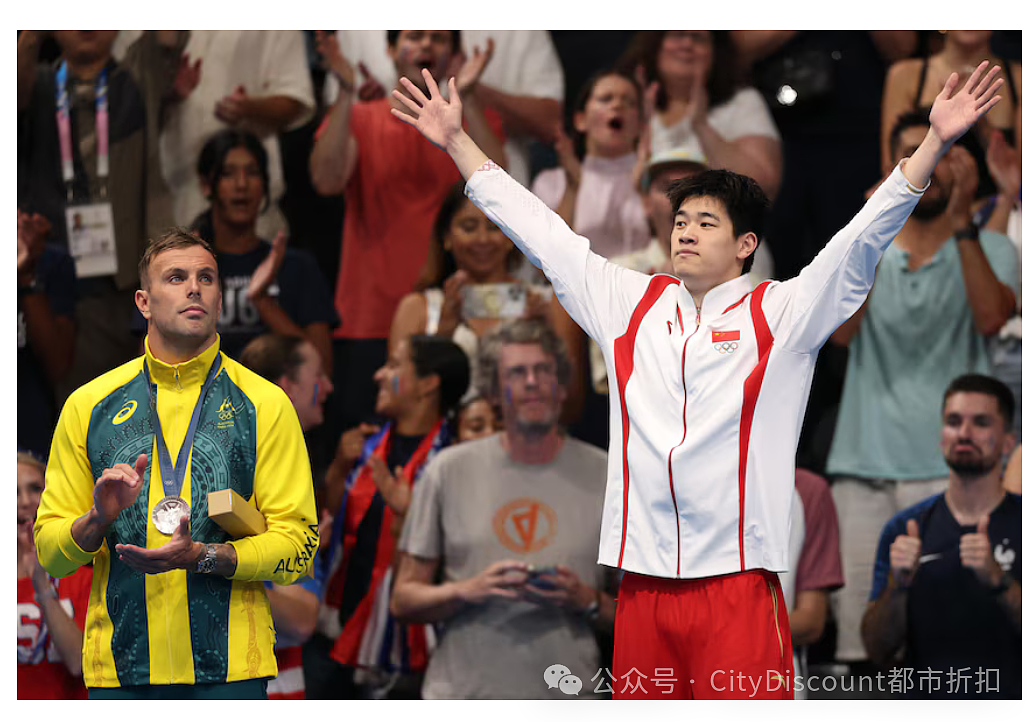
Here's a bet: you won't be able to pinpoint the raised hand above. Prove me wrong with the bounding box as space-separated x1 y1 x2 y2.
929 61 1004 147
335 422 381 465
889 518 922 588
17 209 49 277
246 231 287 302
685 70 711 129
94 454 149 527
452 37 495 95
553 122 582 189
391 69 464 150
960 514 1002 587
438 269 470 336
986 129 1021 198
172 52 202 101
356 61 385 102
314 30 355 91
365 455 411 516
944 146 980 227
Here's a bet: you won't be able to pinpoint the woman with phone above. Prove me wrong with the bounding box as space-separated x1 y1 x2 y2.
388 181 586 423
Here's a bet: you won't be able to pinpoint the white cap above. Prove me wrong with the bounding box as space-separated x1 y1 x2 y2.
643 148 708 190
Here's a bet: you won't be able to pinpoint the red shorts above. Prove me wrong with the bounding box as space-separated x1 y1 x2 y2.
612 569 794 699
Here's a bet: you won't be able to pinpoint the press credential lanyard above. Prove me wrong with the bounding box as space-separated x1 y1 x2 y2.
143 355 223 502
55 60 109 201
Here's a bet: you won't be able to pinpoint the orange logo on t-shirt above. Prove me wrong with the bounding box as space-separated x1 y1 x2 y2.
492 498 558 554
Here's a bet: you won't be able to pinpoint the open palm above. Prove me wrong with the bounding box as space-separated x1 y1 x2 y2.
929 61 1004 146
391 69 463 150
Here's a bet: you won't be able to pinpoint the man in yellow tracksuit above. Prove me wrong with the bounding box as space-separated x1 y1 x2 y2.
35 229 319 699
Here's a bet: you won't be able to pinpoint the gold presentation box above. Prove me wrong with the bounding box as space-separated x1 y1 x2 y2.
208 488 267 537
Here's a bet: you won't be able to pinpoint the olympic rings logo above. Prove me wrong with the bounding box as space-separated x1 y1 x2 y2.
714 341 739 354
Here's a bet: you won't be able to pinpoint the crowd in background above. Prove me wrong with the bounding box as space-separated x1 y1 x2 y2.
17 29 1022 700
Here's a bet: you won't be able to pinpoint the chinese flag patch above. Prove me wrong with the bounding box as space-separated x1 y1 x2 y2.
711 330 740 343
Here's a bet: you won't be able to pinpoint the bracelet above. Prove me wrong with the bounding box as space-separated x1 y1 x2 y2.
338 76 355 95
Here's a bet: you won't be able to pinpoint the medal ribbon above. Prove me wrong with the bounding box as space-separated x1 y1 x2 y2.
55 60 109 198
143 355 223 501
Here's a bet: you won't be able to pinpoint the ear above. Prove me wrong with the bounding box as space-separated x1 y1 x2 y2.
134 289 151 320
572 110 588 134
419 372 441 401
736 232 758 262
1002 431 1017 460
277 372 295 396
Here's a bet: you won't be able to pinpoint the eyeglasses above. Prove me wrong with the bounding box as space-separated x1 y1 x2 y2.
503 362 558 384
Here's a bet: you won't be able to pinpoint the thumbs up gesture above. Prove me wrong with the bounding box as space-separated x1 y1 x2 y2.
889 519 922 588
960 514 1002 587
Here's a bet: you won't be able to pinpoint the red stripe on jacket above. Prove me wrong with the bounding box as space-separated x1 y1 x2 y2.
614 275 680 567
739 281 773 570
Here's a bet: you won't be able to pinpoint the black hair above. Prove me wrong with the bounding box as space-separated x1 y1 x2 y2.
943 373 1016 432
425 180 521 288
409 334 470 418
387 30 461 51
667 169 769 273
888 107 932 158
568 68 643 159
191 129 270 241
616 30 740 112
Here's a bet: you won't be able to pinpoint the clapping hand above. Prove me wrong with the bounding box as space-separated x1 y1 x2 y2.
115 514 201 574
93 454 149 527
450 37 495 95
246 231 287 302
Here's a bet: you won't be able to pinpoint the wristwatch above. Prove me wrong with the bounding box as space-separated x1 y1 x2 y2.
953 222 981 243
582 591 602 621
990 572 1013 596
195 544 218 574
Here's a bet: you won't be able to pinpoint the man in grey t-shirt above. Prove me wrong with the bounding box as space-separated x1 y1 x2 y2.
393 318 615 699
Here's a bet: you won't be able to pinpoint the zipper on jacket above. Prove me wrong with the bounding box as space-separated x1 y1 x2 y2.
174 366 182 390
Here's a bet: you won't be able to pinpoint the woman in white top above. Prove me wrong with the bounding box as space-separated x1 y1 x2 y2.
620 30 783 200
388 182 587 422
532 69 651 260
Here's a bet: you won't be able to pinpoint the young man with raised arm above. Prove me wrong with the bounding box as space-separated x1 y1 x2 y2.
392 62 1003 699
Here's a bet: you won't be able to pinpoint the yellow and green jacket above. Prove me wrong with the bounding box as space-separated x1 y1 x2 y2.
35 337 318 688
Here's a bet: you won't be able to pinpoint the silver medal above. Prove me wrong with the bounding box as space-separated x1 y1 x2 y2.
152 496 191 535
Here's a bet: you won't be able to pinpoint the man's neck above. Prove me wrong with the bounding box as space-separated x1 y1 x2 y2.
212 216 260 255
502 426 564 465
148 332 216 366
393 403 438 438
945 472 1006 525
64 54 110 81
895 212 955 258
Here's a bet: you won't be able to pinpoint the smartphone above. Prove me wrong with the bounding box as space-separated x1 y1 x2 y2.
462 283 526 318
526 565 560 590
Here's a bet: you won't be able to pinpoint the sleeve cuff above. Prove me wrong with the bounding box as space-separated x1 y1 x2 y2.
895 159 930 195
57 517 101 566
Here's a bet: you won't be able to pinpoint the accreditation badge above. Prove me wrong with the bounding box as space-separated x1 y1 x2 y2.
66 202 117 278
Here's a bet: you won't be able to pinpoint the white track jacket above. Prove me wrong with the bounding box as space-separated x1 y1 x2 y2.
465 163 925 579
